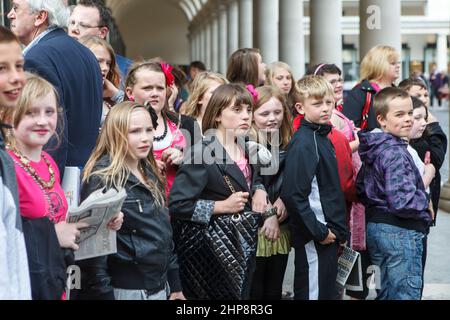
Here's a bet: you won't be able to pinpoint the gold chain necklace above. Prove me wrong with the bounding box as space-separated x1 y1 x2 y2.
8 146 56 190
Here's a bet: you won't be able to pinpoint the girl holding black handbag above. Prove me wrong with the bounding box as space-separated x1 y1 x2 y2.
169 84 270 300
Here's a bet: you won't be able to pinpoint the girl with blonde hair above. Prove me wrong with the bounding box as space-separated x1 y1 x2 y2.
343 45 400 130
3 73 122 299
77 101 185 300
250 85 293 300
79 35 124 124
265 61 299 118
181 71 228 131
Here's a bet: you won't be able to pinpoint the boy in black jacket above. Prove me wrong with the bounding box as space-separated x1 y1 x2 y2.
281 76 349 300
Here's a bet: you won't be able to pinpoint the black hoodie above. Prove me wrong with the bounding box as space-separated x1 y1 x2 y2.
281 119 349 246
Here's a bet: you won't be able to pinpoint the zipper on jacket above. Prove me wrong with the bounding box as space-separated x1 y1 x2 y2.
124 199 143 213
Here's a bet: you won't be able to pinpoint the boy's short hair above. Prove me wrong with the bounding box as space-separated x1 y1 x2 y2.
398 78 427 92
374 87 411 119
296 75 334 104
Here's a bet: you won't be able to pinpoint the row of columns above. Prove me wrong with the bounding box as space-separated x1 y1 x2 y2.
188 0 406 79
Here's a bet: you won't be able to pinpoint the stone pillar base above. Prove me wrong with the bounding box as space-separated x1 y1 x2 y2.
438 181 450 213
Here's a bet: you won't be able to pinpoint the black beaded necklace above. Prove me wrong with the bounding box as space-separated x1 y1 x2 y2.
154 118 168 142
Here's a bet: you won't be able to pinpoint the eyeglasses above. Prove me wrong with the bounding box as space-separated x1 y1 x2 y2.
329 78 344 86
69 20 102 31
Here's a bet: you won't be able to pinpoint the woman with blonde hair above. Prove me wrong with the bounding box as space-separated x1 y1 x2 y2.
79 36 124 124
265 61 299 118
343 45 400 130
181 71 228 132
75 101 185 300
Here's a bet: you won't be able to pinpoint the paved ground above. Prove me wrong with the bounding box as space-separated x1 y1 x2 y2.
282 105 450 300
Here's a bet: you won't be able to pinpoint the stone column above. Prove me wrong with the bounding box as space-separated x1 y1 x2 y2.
239 0 253 48
359 0 401 61
211 12 220 72
436 33 449 73
218 3 228 74
200 21 207 63
227 0 239 56
205 19 212 69
279 0 305 78
253 0 279 63
310 0 342 69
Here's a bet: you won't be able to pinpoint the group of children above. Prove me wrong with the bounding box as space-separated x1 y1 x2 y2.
0 23 446 300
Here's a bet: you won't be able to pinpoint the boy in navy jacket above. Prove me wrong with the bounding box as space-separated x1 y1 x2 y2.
281 76 348 300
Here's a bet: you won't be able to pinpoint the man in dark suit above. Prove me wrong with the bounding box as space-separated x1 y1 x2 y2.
68 0 132 80
8 0 103 172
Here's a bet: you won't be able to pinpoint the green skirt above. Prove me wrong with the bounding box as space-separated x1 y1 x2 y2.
256 224 291 257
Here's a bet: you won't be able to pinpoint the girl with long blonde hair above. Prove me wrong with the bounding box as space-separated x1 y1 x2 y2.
78 101 185 300
250 85 292 300
181 71 228 131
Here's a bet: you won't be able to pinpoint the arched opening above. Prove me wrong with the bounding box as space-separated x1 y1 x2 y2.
106 0 191 65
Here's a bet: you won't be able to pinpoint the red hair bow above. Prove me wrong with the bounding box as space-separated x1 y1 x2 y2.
246 84 259 103
160 61 175 87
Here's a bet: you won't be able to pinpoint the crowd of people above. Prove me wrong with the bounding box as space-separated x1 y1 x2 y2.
0 0 447 301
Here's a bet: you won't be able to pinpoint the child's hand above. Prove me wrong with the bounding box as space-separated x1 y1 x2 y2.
252 189 268 213
260 215 280 241
273 198 288 223
424 151 431 165
103 78 119 99
107 212 124 231
55 221 89 251
161 148 183 166
216 192 249 214
320 229 336 245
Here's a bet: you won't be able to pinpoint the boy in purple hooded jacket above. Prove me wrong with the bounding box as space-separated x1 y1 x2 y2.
357 87 431 300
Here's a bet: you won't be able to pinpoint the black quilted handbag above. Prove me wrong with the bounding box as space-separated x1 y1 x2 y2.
173 174 261 300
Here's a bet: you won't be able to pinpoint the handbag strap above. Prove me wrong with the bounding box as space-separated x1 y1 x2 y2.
223 174 236 194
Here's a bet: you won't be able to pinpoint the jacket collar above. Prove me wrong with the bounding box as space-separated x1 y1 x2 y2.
95 155 157 188
300 118 332 136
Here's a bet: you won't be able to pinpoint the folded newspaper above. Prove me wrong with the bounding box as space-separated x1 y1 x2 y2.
67 188 127 261
336 246 362 290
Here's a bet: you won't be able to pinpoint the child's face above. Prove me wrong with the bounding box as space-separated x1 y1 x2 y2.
271 67 292 94
90 44 111 83
216 101 252 137
408 85 430 108
198 80 222 112
409 106 427 140
378 97 413 138
298 95 334 125
323 72 344 103
127 108 154 161
14 92 57 151
0 41 25 109
126 70 167 114
254 97 283 133
256 53 266 85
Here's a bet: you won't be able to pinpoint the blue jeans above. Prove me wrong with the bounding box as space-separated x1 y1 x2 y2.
367 223 424 300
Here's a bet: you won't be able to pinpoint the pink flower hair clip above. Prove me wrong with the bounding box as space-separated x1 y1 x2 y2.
246 84 259 103
160 61 175 87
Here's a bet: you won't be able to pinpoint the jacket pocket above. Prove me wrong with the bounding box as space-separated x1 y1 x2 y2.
123 198 144 214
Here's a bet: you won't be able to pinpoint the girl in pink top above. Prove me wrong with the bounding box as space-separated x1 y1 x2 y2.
2 74 122 299
125 59 200 197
